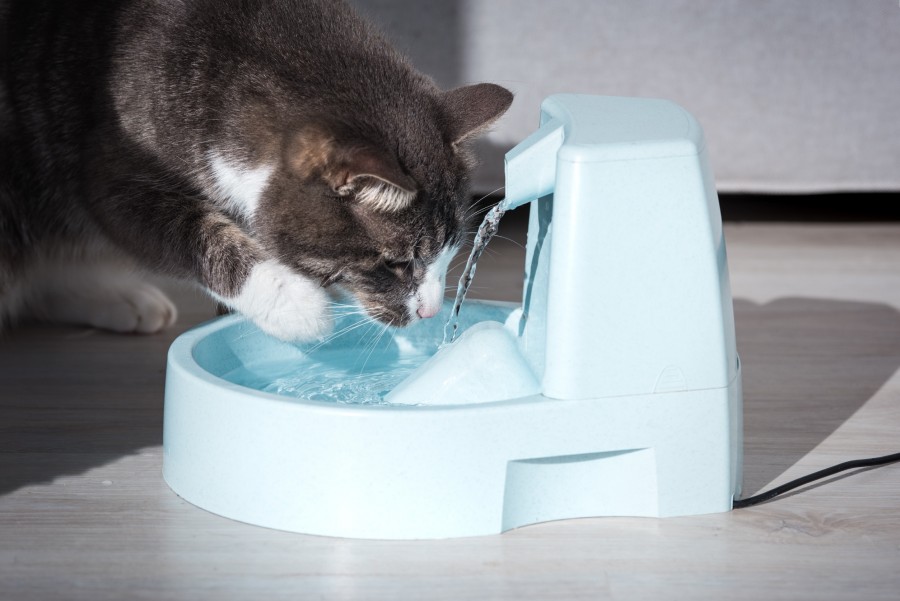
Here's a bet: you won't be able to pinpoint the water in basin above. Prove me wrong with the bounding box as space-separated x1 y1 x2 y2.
209 299 518 406
214 201 514 406
223 353 431 405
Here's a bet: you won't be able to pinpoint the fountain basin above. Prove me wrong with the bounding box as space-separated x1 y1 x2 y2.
163 300 740 540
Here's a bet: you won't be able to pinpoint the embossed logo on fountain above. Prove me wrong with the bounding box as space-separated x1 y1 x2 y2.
654 365 687 393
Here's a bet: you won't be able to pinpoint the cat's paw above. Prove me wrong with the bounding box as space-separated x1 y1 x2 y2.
227 259 332 342
35 278 178 334
99 283 179 334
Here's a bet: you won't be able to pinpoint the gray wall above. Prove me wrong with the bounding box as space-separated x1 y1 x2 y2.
352 0 900 194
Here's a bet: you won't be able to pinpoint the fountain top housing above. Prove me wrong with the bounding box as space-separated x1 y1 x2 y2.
503 95 738 403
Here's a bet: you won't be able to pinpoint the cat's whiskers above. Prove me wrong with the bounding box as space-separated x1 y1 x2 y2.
464 203 501 222
305 312 383 353
476 185 506 202
227 327 259 345
303 321 370 354
455 236 505 258
328 313 371 325
454 240 476 253
490 234 525 249
329 301 365 307
326 303 370 316
464 187 506 220
448 258 469 273
351 316 385 368
358 317 394 375
326 299 378 321
329 310 371 319
448 244 500 271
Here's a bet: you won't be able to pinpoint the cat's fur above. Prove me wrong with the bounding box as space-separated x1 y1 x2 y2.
0 0 512 340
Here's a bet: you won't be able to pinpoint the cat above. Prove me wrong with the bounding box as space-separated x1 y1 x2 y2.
0 0 512 341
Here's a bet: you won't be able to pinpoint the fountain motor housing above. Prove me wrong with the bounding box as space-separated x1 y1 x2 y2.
507 95 740 403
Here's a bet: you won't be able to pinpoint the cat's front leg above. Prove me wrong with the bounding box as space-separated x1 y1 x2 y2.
87 163 332 342
182 215 335 341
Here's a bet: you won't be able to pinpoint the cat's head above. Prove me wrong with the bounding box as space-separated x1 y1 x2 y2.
213 83 512 327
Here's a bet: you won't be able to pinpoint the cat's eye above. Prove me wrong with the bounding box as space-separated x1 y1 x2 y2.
384 258 414 274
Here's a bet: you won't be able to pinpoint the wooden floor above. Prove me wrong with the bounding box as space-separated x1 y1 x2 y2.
2 218 900 600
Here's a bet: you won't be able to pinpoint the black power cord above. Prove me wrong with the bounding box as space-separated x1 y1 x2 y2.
733 451 900 509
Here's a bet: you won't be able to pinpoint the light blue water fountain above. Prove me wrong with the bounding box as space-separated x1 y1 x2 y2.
163 95 743 539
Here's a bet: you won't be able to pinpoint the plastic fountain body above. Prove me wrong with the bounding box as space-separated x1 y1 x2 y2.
163 95 743 539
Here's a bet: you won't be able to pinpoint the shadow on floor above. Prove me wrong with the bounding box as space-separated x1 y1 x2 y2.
0 284 216 496
734 297 900 496
2 293 899 503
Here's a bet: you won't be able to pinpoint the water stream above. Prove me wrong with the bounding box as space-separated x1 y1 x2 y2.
442 201 507 345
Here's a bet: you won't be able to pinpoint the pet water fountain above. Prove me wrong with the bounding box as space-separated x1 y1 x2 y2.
163 95 743 539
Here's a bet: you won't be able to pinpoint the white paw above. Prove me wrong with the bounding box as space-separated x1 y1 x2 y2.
105 283 179 334
36 279 178 334
225 259 332 342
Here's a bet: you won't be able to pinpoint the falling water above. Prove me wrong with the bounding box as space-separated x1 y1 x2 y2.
442 201 507 344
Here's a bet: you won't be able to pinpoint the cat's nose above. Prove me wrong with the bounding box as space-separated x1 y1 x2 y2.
417 304 439 319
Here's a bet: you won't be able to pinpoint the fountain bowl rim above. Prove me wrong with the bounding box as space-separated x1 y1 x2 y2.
166 301 540 414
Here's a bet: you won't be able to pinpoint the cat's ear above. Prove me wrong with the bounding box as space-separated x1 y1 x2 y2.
442 83 513 146
288 129 418 212
330 146 418 213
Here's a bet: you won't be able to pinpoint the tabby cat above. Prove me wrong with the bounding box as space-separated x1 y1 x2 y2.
0 0 512 341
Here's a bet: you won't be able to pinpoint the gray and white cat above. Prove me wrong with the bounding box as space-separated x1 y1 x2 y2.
0 0 512 341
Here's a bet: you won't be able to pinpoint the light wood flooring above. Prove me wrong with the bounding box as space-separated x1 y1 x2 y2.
2 217 899 600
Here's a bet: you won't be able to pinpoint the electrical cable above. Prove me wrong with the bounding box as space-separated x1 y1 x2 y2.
732 451 900 509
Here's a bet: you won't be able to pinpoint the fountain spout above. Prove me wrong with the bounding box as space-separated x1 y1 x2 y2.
501 118 565 211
